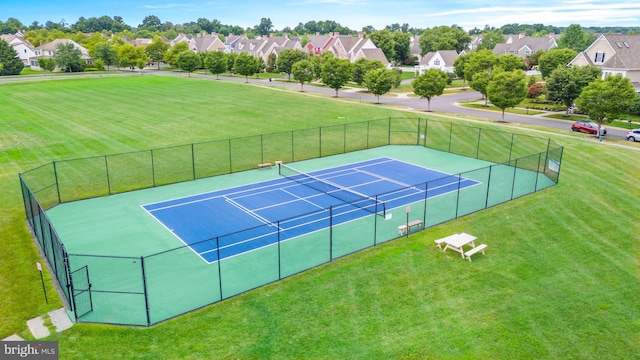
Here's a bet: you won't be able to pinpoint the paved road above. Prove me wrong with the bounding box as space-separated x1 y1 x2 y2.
174 71 631 140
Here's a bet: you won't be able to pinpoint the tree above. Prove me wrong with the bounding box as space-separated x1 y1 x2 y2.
226 52 238 75
139 15 162 31
0 39 24 75
352 58 385 85
471 71 491 106
496 54 524 72
276 49 308 81
487 70 527 121
266 53 277 73
452 53 470 87
463 49 496 82
546 65 601 115
478 29 506 51
177 51 200 76
321 57 354 97
419 25 471 55
412 68 448 111
145 35 169 70
204 51 227 79
537 48 577 79
255 18 273 36
234 53 260 82
37 57 56 72
364 68 396 103
575 74 636 131
391 31 411 65
291 59 314 91
93 43 117 70
54 42 83 72
558 24 595 52
165 42 189 68
310 52 333 80
369 29 395 64
117 44 145 70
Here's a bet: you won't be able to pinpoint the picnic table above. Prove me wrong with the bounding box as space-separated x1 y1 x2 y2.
442 232 477 258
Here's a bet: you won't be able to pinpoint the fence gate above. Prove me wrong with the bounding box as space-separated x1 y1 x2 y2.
70 266 93 320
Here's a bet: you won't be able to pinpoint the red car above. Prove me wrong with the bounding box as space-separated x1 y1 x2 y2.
571 121 606 135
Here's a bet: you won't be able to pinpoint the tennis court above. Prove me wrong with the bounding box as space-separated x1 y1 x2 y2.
143 158 479 263
23 118 563 326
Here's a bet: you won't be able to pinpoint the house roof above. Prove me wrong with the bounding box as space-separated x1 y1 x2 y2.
419 50 458 66
493 35 556 55
410 35 421 56
590 34 640 69
1 34 35 49
359 48 389 65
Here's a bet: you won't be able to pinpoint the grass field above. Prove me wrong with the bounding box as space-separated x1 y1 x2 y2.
2 74 640 359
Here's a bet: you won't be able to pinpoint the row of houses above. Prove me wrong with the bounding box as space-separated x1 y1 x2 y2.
415 33 559 74
414 32 640 92
1 30 390 71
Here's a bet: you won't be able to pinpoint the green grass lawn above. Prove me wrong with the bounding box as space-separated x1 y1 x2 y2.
2 74 640 359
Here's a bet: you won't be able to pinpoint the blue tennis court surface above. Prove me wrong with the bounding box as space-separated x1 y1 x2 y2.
143 158 480 263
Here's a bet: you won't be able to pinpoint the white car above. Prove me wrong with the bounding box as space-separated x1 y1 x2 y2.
626 129 640 142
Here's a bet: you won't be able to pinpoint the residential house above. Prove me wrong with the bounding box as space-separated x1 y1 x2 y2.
568 33 640 92
255 35 302 63
33 39 93 69
304 33 333 55
224 33 247 53
414 50 459 75
320 32 390 66
1 32 37 67
492 34 557 58
172 33 225 53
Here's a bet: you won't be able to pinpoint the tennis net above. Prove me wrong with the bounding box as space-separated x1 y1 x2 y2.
278 163 386 217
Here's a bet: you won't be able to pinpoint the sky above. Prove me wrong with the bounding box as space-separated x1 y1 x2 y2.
4 0 640 32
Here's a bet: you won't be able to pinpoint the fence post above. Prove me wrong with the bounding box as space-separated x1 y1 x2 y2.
423 117 429 147
343 124 347 154
191 143 196 180
290 131 294 162
509 133 514 163
277 221 282 280
319 127 322 157
387 117 391 145
329 206 333 261
448 123 453 153
140 256 151 326
151 149 156 187
454 174 462 219
227 139 232 173
476 128 482 159
53 161 61 204
260 134 264 164
104 156 112 195
216 237 223 301
510 159 518 200
485 165 493 209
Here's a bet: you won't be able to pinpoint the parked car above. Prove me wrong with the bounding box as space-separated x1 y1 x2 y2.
626 128 640 142
571 121 606 135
